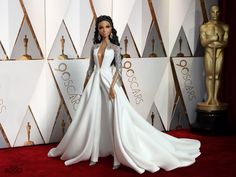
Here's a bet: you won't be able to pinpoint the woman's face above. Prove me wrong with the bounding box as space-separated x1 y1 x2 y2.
98 20 112 39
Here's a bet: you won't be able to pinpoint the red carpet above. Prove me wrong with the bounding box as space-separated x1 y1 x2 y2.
1 130 236 177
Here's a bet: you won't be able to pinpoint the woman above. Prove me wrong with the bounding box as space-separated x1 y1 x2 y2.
48 15 201 174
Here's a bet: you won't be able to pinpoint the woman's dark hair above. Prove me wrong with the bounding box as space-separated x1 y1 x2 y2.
93 15 120 46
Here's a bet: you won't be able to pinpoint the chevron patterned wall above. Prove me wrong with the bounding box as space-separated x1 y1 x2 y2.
0 0 218 149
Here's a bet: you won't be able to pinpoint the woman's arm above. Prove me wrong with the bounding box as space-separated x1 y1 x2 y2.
109 46 122 99
110 71 120 88
83 46 95 90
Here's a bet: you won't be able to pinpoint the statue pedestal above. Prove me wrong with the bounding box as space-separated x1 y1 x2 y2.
19 54 32 60
192 104 228 134
24 141 34 146
58 54 68 60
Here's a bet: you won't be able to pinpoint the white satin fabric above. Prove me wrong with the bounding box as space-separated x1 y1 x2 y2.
48 46 201 174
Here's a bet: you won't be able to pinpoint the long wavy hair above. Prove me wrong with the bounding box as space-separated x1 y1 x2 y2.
93 15 120 46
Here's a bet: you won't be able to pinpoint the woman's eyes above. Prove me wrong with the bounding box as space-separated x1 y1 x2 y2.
99 26 111 29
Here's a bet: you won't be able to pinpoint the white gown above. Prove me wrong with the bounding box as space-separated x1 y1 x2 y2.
48 43 201 174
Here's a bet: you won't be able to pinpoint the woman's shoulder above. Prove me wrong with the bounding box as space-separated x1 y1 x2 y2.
108 43 120 52
91 43 99 50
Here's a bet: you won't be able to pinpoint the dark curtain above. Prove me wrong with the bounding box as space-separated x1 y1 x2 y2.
219 1 236 131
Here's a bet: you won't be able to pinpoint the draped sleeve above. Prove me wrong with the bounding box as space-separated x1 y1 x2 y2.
86 45 95 80
114 46 122 82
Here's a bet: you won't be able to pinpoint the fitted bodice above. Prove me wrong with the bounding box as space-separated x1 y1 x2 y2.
94 47 114 70
86 43 122 82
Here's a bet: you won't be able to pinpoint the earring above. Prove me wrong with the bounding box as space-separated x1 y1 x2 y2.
98 35 101 41
110 33 113 39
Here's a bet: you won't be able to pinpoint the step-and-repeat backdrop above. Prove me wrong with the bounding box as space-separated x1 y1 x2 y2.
0 0 217 148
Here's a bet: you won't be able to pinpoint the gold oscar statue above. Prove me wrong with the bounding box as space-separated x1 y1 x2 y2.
61 119 66 136
176 111 183 129
177 36 184 57
197 5 229 111
58 35 68 60
19 35 32 60
149 37 157 57
194 5 229 133
24 122 34 146
123 36 131 58
151 112 155 126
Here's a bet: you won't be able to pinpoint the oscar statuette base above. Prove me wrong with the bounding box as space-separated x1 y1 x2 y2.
24 141 34 146
192 103 228 135
19 54 32 60
58 54 68 60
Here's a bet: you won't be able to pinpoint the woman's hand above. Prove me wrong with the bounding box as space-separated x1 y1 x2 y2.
109 87 116 100
109 71 119 99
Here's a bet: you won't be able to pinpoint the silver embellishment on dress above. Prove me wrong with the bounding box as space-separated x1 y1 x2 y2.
86 43 122 82
86 45 95 80
114 46 122 82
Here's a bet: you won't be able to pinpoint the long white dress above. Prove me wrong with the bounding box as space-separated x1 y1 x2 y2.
48 42 201 174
